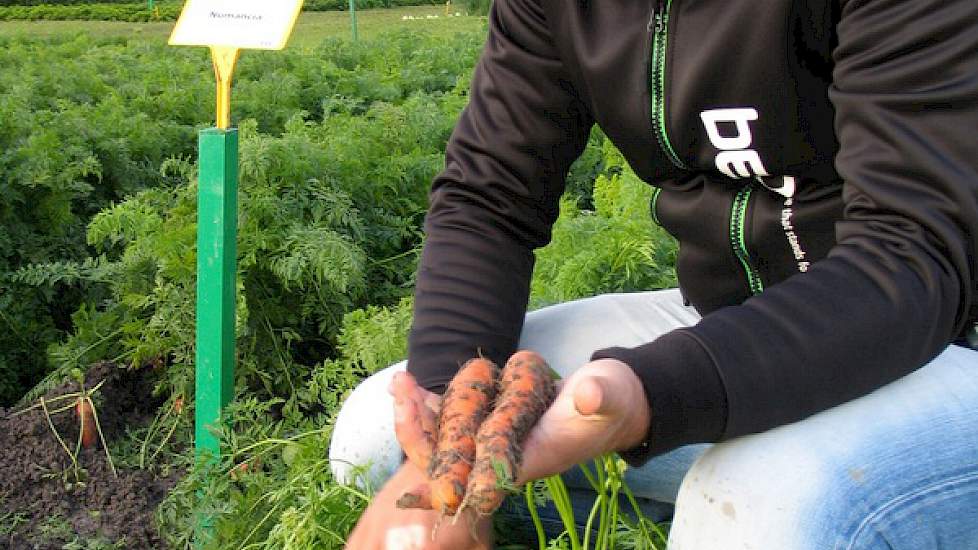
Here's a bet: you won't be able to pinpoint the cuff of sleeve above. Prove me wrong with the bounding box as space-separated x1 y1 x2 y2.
591 329 728 466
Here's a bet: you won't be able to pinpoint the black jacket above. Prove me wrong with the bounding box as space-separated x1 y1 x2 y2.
407 0 978 462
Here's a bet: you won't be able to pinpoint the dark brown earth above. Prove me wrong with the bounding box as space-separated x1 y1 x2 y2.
0 362 182 549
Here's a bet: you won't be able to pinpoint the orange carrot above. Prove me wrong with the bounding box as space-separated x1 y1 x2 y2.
464 350 555 515
76 398 96 449
229 457 262 481
426 357 499 515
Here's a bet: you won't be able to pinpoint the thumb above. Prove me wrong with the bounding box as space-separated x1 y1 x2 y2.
573 376 614 416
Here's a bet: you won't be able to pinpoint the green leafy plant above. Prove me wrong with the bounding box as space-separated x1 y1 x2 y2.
0 1 443 21
0 3 181 21
1 29 484 407
530 139 677 310
3 21 679 547
0 495 29 537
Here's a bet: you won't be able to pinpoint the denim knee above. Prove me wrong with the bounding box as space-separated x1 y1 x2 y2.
328 362 406 489
669 345 978 550
844 466 978 550
669 435 829 550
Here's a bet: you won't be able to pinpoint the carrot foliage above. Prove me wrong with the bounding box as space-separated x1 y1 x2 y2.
1 20 676 549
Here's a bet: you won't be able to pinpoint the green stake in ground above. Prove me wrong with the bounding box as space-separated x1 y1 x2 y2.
349 0 358 41
169 2 302 543
167 0 304 463
194 128 238 456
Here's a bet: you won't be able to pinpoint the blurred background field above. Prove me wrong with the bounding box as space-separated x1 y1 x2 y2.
0 5 487 46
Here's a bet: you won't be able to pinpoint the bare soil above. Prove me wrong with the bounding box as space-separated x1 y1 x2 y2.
0 362 181 549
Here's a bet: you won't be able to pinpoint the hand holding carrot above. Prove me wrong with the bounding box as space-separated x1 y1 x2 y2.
395 352 557 517
393 353 649 510
344 374 492 550
344 460 492 550
347 354 650 549
515 357 651 484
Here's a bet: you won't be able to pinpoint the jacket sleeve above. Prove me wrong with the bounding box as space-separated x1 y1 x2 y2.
406 0 594 392
596 0 978 462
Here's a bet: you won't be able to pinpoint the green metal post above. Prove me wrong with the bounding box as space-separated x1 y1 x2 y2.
349 0 358 41
195 128 238 461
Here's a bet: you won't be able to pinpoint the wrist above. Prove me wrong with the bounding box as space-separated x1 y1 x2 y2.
616 364 652 451
593 330 728 465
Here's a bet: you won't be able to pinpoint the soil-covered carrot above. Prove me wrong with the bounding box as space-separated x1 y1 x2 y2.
426 357 499 515
76 398 96 449
464 350 556 515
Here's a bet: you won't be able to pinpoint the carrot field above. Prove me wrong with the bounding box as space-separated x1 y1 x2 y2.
0 4 678 548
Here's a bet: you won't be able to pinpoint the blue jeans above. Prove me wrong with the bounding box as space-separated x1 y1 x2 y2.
331 290 978 549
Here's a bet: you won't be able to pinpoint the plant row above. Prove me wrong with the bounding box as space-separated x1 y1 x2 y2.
0 0 443 22
0 30 483 406
0 0 143 6
0 2 178 20
0 0 437 5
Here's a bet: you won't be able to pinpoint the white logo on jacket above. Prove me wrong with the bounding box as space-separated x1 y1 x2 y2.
702 107 808 271
700 107 796 199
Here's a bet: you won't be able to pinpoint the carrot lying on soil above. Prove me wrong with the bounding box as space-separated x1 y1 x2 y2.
463 350 555 516
398 357 499 515
76 398 96 449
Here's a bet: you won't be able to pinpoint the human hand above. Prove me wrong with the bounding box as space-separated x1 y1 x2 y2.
344 373 492 549
389 356 649 490
516 358 651 483
344 461 493 550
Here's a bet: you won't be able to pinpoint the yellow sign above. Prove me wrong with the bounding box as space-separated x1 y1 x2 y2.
169 0 303 129
169 0 303 51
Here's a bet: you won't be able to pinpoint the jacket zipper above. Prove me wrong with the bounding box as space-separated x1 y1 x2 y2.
649 0 687 170
650 186 663 225
648 1 762 297
730 186 764 295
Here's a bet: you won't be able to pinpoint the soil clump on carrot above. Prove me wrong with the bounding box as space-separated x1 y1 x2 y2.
0 362 180 549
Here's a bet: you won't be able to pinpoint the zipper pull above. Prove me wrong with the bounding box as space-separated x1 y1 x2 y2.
651 0 666 33
647 11 665 33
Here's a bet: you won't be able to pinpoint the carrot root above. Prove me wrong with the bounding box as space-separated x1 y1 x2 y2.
464 350 556 516
428 357 499 515
76 398 96 449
